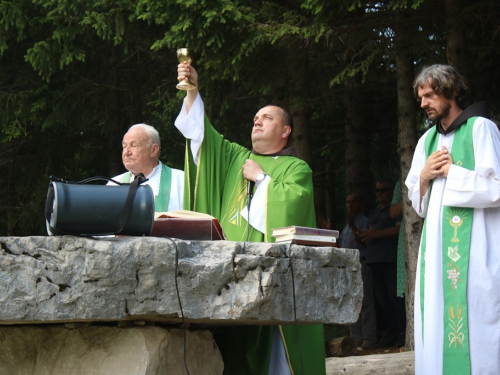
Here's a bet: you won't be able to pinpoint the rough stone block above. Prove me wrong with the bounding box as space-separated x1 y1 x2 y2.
0 325 223 375
0 236 362 325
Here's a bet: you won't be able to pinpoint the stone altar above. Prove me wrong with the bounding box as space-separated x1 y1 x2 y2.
0 236 362 374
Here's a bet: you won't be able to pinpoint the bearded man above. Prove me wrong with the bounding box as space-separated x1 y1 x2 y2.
406 64 500 375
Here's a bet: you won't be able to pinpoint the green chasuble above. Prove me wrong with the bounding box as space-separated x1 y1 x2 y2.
183 114 326 375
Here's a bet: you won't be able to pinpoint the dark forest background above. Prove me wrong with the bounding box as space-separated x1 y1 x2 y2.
1 0 499 348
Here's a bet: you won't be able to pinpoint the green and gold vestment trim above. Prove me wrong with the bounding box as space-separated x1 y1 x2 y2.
421 117 476 374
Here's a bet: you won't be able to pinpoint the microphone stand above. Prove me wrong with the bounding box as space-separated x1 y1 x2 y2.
245 180 255 245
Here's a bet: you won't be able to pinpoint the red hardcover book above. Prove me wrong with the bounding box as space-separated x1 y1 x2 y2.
150 210 226 241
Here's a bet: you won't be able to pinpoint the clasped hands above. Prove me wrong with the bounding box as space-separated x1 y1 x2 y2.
421 146 453 185
358 227 377 244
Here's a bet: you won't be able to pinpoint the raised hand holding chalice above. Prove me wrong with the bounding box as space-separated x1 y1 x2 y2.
176 48 196 90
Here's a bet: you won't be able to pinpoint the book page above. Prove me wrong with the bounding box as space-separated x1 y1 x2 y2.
155 210 216 220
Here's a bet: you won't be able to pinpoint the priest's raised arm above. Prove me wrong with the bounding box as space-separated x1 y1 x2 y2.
175 64 316 243
174 62 326 375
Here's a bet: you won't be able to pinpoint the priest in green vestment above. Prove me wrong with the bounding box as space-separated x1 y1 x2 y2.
108 123 184 212
175 64 326 374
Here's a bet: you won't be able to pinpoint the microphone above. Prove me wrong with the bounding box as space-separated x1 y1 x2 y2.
247 180 255 209
246 180 255 245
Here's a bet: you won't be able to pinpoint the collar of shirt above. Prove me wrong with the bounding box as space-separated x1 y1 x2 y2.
251 146 298 157
436 101 489 135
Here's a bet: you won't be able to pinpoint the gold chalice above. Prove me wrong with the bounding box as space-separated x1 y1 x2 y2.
176 48 196 90
450 215 463 243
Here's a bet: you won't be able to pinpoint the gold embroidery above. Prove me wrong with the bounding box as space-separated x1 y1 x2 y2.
448 305 465 348
446 208 468 243
226 177 247 226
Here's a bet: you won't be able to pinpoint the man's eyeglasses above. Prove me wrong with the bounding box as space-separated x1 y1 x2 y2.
375 188 392 193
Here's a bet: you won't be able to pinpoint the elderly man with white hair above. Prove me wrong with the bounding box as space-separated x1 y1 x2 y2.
109 123 184 212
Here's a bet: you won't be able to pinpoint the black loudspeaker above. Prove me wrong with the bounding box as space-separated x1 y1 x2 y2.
45 176 154 236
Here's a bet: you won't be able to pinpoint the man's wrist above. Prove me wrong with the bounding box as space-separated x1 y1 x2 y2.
255 173 268 187
420 173 431 187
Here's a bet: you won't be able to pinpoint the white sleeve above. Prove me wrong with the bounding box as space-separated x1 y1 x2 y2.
174 93 205 165
239 175 271 234
405 134 429 217
443 118 500 208
167 168 185 211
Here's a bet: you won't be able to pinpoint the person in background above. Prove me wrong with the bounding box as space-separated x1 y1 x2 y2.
109 123 184 212
338 193 377 349
390 180 406 299
361 178 405 348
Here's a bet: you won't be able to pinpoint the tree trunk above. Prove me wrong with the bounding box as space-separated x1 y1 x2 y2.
6 158 14 236
325 160 337 225
272 44 319 220
107 52 124 177
286 44 313 167
394 10 423 351
313 159 337 227
344 83 372 207
445 0 467 76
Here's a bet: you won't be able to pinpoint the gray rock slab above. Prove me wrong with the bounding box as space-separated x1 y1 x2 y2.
0 325 223 375
326 351 415 374
0 236 362 325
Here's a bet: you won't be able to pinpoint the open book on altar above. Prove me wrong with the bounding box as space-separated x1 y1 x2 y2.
150 210 226 241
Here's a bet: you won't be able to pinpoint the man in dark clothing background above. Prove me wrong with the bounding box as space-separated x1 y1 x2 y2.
361 178 405 347
338 193 377 349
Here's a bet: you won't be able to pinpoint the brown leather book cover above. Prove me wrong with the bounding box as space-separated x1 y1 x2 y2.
150 211 226 241
272 225 339 238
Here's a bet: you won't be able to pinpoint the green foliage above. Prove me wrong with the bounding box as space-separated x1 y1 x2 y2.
330 49 379 86
388 0 426 10
1 0 500 235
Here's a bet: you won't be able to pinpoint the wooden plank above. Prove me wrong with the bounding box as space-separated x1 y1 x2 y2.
326 351 415 374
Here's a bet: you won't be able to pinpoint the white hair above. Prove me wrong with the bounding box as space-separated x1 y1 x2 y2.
128 123 161 149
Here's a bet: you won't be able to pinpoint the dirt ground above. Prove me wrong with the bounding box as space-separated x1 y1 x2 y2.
355 344 405 356
324 324 406 358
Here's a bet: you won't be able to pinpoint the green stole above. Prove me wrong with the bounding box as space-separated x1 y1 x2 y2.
421 117 476 374
182 114 325 375
121 164 172 212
